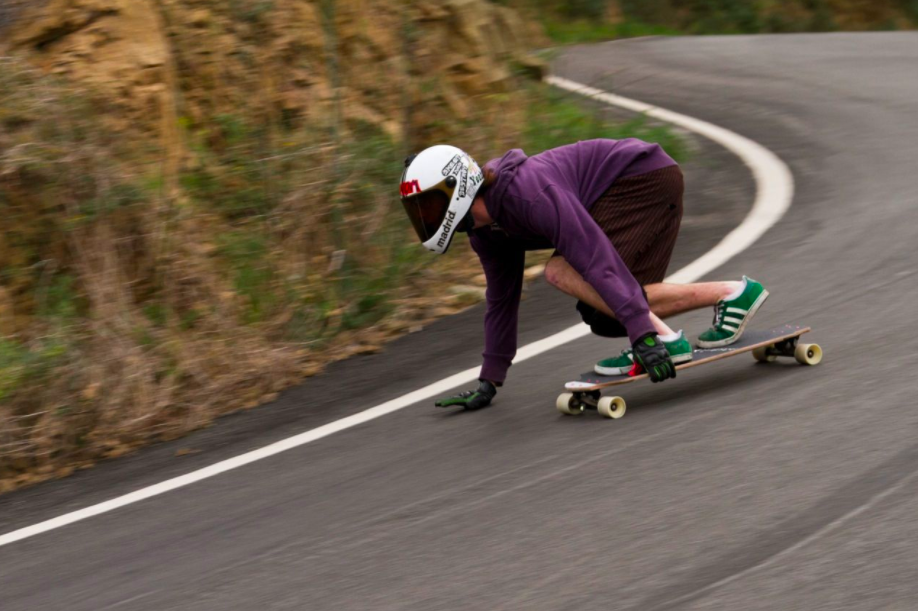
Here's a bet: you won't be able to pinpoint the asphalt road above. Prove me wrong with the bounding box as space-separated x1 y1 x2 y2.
2 32 918 610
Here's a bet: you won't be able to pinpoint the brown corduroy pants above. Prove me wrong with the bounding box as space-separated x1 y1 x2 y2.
585 164 684 285
562 164 684 338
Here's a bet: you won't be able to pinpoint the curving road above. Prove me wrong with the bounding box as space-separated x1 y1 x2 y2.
2 32 918 610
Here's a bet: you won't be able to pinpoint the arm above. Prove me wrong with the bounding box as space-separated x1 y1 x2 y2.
529 184 655 343
469 229 525 384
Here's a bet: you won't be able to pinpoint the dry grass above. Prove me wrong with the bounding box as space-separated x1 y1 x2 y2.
0 51 537 491
0 58 305 488
0 0 688 492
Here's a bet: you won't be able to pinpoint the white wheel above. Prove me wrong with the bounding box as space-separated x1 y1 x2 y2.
795 343 823 366
597 396 626 419
752 345 776 363
556 393 583 415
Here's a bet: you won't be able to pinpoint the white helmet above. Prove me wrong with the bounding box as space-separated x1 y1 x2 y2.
399 145 485 254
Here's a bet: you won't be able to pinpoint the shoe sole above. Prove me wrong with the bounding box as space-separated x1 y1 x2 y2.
594 351 693 376
594 363 632 376
696 289 770 349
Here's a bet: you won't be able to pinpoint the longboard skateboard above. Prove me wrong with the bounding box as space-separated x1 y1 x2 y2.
558 324 822 419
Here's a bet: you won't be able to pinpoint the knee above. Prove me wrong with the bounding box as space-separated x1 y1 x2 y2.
577 301 628 338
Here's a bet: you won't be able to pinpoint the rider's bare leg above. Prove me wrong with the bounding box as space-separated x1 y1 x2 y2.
543 257 741 335
644 282 742 319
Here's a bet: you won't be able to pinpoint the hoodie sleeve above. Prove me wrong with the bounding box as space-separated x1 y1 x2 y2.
529 184 656 343
469 230 525 384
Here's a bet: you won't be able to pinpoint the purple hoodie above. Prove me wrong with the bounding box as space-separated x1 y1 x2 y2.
470 138 676 383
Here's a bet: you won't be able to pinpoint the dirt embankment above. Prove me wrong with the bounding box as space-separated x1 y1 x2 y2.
0 0 546 491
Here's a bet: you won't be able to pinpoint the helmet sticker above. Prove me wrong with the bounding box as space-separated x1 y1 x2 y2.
441 154 462 177
458 165 469 198
437 210 457 249
469 171 483 191
400 179 421 197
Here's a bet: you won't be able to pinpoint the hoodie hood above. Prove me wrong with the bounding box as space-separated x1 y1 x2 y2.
482 149 528 218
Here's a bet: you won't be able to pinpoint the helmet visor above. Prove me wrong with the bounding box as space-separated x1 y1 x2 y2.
401 181 454 242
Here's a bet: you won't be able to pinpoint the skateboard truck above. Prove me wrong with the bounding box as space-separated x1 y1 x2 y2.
556 389 627 419
752 336 822 365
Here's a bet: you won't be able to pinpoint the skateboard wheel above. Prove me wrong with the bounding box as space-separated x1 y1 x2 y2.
752 346 776 363
794 343 822 366
597 396 626 419
556 393 584 415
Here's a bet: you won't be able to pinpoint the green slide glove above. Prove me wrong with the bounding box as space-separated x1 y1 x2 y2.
435 380 497 410
632 333 676 383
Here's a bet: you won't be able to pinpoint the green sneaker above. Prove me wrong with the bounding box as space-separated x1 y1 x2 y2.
663 331 694 365
595 331 693 375
594 349 634 375
697 276 769 348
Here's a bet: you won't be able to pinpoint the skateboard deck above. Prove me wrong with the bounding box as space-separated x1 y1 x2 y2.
558 324 822 419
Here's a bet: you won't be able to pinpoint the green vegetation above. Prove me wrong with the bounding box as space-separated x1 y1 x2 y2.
520 0 918 44
524 85 687 160
0 338 69 402
543 19 678 45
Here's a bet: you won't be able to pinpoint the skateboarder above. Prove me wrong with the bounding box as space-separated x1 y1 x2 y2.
398 140 768 410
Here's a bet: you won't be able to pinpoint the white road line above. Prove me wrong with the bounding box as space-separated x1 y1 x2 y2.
545 76 794 284
0 76 794 548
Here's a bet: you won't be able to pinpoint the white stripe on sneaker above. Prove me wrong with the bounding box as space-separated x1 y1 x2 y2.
724 316 744 324
721 323 738 332
726 307 748 315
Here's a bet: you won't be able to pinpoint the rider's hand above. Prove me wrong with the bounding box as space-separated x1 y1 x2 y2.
436 380 497 410
632 333 676 383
